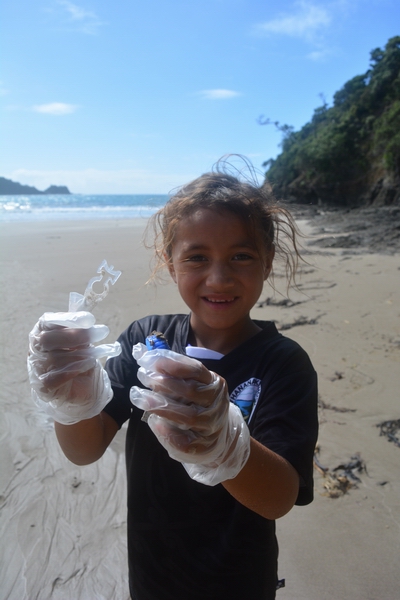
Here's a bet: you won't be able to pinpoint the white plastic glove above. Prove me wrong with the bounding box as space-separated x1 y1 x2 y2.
28 311 121 425
129 343 250 486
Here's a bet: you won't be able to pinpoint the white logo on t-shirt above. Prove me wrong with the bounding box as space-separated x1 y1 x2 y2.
230 378 262 423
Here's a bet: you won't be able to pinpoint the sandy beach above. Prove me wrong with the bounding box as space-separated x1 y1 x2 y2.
1 212 399 599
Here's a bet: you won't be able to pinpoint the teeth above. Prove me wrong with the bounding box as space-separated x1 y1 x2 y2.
207 298 232 303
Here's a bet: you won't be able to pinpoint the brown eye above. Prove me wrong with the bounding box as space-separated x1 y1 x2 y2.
233 253 253 261
186 255 207 262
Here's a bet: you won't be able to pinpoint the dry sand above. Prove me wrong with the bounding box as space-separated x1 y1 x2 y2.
0 215 399 599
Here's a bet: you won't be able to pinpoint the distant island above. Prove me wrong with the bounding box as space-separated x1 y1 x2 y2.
0 176 71 195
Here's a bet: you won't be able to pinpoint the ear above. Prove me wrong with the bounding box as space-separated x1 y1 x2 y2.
263 244 275 280
165 253 177 283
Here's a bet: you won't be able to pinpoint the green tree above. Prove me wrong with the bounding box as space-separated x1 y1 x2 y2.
262 36 400 205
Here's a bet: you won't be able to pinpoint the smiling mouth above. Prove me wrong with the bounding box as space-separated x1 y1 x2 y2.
203 297 236 304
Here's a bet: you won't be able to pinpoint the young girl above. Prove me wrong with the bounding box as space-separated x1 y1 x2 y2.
28 162 318 600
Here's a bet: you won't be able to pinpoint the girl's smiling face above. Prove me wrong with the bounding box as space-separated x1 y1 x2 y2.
167 208 274 353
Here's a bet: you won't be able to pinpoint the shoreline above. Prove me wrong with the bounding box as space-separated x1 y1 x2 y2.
0 216 150 234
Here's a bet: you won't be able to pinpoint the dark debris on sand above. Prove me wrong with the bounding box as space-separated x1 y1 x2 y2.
376 419 400 448
288 204 400 254
314 448 367 498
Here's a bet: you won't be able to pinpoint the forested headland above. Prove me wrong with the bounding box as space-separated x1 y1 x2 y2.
262 36 400 207
0 177 71 195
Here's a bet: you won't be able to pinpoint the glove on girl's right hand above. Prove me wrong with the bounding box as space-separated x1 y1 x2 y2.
129 344 250 486
28 311 121 424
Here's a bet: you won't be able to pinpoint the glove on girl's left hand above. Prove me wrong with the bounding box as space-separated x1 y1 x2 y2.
129 344 250 486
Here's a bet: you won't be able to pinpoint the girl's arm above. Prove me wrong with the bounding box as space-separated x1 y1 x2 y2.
130 351 301 514
222 437 299 520
54 411 119 465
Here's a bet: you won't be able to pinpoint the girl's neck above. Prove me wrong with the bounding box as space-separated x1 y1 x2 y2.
188 317 262 356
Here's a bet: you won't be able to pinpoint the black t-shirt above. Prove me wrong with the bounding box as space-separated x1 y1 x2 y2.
104 314 318 600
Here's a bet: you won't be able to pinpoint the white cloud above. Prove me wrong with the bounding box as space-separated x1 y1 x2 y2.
33 102 78 115
307 48 330 61
0 81 9 96
256 1 331 42
197 89 241 100
56 0 103 34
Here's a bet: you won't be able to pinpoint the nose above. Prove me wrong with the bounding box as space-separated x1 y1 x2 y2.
205 262 234 289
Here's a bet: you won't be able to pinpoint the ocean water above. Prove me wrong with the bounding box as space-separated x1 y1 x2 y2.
0 194 169 222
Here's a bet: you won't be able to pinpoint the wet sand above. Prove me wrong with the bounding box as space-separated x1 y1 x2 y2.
0 212 399 599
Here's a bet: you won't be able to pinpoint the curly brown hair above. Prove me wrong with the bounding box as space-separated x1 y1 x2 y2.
145 157 304 291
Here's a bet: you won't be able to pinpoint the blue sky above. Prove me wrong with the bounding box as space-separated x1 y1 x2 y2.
1 0 399 194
